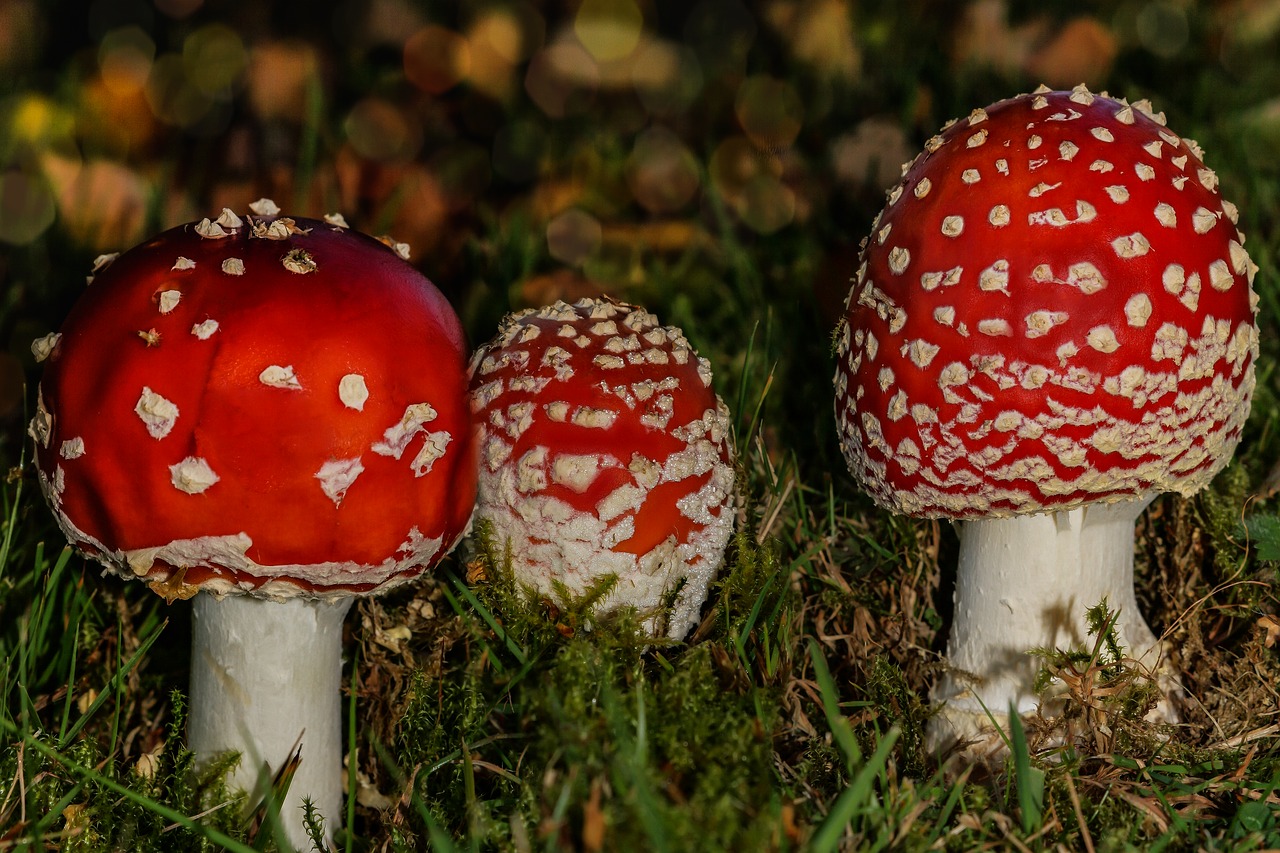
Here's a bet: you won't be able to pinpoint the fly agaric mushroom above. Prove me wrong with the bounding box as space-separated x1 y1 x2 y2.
832 86 1259 755
30 202 475 846
469 298 735 639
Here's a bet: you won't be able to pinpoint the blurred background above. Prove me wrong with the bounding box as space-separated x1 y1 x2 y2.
2 0 1279 469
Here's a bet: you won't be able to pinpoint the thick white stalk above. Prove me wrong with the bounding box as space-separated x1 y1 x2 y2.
189 594 353 851
929 496 1170 754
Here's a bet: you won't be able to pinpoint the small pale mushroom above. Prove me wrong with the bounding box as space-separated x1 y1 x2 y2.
30 204 476 848
832 86 1259 759
468 298 736 639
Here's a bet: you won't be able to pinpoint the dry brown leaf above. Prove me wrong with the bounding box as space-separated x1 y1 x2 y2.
1258 614 1280 648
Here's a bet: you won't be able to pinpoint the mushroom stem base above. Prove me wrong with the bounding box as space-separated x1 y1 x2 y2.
189 593 353 850
928 497 1178 760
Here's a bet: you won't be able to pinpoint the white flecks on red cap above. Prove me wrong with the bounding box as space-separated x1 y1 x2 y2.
135 387 179 439
108 525 446 602
339 374 369 410
30 212 477 601
216 208 244 229
410 432 451 477
259 365 302 390
29 390 52 448
248 198 281 216
195 219 230 240
31 333 60 362
171 456 220 494
252 218 309 240
469 298 736 639
833 86 1259 519
372 403 438 459
315 457 364 506
158 290 182 313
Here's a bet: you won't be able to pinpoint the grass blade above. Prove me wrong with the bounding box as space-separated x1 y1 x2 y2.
445 569 527 666
57 617 168 748
807 638 862 767
809 727 901 853
1008 703 1044 835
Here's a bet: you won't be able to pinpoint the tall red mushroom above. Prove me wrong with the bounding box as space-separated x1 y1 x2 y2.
469 298 735 639
833 86 1259 755
31 201 476 845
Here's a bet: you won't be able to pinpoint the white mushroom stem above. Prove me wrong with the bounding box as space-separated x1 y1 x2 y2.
929 495 1176 755
189 594 352 850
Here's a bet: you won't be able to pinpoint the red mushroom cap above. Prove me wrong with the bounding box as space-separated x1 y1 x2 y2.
31 206 477 599
469 298 735 638
834 86 1259 519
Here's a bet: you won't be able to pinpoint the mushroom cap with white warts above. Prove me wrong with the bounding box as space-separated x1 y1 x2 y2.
469 298 736 640
834 87 1259 519
31 207 476 599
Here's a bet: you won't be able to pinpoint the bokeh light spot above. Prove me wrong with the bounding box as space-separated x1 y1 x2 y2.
99 26 155 96
632 40 703 116
709 136 772 199
41 155 150 250
830 117 912 191
183 24 247 95
470 8 528 64
735 75 804 151
0 170 55 245
404 25 471 95
626 127 700 214
343 98 420 162
547 208 602 265
6 94 71 146
1136 1 1189 58
738 174 795 234
574 0 643 63
247 40 319 121
146 53 214 129
526 42 599 118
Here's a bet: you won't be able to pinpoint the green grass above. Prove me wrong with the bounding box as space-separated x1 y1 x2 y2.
5 1 1280 850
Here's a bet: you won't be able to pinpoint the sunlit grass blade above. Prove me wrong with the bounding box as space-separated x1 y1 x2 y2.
443 568 528 667
807 637 862 767
1009 703 1044 835
57 617 167 748
809 727 901 853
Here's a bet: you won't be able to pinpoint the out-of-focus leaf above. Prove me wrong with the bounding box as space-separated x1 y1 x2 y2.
1242 514 1280 561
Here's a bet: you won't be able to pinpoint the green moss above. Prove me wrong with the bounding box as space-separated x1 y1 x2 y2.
388 510 789 849
1201 463 1254 582
864 656 928 778
522 641 780 852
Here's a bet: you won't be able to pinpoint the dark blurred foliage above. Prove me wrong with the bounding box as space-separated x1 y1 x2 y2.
3 0 1279 480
